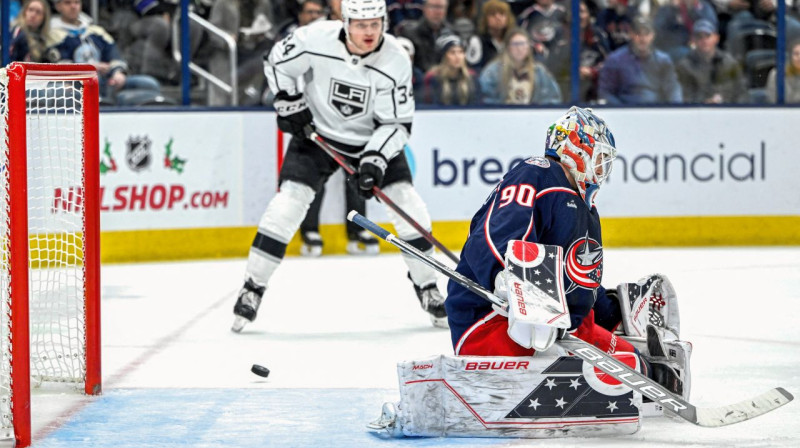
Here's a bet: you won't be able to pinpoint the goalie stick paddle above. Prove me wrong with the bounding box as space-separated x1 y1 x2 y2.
347 211 795 428
306 129 459 264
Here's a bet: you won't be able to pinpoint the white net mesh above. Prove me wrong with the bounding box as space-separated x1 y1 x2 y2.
26 78 87 384
0 69 13 440
0 68 89 439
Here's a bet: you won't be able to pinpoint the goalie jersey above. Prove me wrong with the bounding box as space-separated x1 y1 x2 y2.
264 20 414 160
445 156 621 349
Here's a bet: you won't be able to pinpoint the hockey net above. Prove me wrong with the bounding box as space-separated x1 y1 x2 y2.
0 63 101 447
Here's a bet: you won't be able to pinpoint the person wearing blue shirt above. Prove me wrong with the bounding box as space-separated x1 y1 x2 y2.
653 0 719 62
598 16 683 105
51 0 162 105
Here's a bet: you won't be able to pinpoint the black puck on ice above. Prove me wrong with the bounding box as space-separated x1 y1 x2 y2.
251 364 270 378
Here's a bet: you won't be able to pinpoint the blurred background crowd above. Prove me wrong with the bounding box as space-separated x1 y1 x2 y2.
3 0 799 106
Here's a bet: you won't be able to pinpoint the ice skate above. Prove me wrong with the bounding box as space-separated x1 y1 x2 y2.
645 324 692 398
413 282 448 328
231 278 266 333
300 230 323 257
366 402 402 437
638 324 693 417
346 230 379 255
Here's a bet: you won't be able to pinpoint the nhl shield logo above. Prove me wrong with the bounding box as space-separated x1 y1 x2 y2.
329 79 369 119
126 135 152 172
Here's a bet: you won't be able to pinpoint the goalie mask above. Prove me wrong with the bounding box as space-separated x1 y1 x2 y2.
341 0 388 41
544 107 617 206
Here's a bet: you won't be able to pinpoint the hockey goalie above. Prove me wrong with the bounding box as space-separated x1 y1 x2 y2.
368 107 693 438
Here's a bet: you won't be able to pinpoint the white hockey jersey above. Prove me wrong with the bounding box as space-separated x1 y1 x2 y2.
264 20 414 159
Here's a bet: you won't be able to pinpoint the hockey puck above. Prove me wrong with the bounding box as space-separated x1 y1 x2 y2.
251 364 270 378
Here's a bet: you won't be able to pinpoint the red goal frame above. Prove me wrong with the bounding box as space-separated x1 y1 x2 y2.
4 62 101 447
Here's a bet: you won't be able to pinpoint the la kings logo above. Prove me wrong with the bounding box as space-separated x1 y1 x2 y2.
329 79 369 119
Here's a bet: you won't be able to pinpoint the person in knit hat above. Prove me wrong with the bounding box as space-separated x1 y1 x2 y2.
419 33 481 105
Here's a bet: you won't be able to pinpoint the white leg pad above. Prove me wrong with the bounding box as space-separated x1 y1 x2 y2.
245 181 316 286
381 182 432 240
382 182 437 286
403 249 437 287
245 250 279 288
382 354 641 437
256 180 316 243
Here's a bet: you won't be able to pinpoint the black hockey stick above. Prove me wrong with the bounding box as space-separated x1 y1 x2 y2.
306 129 459 264
347 210 795 428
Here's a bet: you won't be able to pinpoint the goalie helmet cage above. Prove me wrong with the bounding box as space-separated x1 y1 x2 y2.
0 63 101 447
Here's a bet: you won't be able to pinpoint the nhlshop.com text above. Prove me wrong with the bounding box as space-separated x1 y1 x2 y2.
51 184 230 213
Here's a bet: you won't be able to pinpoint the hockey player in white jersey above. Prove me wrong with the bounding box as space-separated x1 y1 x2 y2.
232 0 448 332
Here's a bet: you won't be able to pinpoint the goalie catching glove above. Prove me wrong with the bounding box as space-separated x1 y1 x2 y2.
495 240 571 352
609 273 691 399
273 91 314 139
356 151 387 199
613 273 681 340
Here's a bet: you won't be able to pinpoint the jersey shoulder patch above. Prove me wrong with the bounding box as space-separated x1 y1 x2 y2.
524 157 550 168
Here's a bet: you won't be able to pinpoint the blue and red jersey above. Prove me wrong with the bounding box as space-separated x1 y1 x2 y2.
445 156 621 351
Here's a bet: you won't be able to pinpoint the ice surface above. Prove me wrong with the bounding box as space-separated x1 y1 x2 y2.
29 247 800 447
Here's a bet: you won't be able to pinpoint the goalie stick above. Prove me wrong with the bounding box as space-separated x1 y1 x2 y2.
305 128 459 264
347 210 794 428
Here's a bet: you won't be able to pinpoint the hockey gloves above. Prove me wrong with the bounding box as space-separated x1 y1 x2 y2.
356 151 387 199
274 91 314 139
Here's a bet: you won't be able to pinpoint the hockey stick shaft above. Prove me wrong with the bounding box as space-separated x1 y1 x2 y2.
348 210 504 309
307 130 459 264
348 211 794 428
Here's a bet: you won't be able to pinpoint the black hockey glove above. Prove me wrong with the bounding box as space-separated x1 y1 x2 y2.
356 151 388 199
273 91 314 139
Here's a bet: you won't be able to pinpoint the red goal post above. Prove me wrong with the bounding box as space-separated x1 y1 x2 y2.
1 63 101 447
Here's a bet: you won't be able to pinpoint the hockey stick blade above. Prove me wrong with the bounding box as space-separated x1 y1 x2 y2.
347 211 795 428
556 335 793 427
693 387 793 427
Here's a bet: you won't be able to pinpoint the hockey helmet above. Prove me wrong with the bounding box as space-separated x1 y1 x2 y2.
341 0 388 39
545 106 617 206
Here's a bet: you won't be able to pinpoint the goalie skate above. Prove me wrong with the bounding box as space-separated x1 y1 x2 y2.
300 230 323 257
232 278 266 332
413 282 448 328
366 402 402 437
644 324 692 399
346 230 379 255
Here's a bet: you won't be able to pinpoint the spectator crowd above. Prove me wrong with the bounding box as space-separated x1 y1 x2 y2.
6 0 800 105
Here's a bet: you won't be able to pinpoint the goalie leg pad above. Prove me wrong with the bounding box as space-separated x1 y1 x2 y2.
381 354 641 438
615 274 680 340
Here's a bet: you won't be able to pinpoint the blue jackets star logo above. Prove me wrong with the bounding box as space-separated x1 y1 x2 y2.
565 233 603 291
